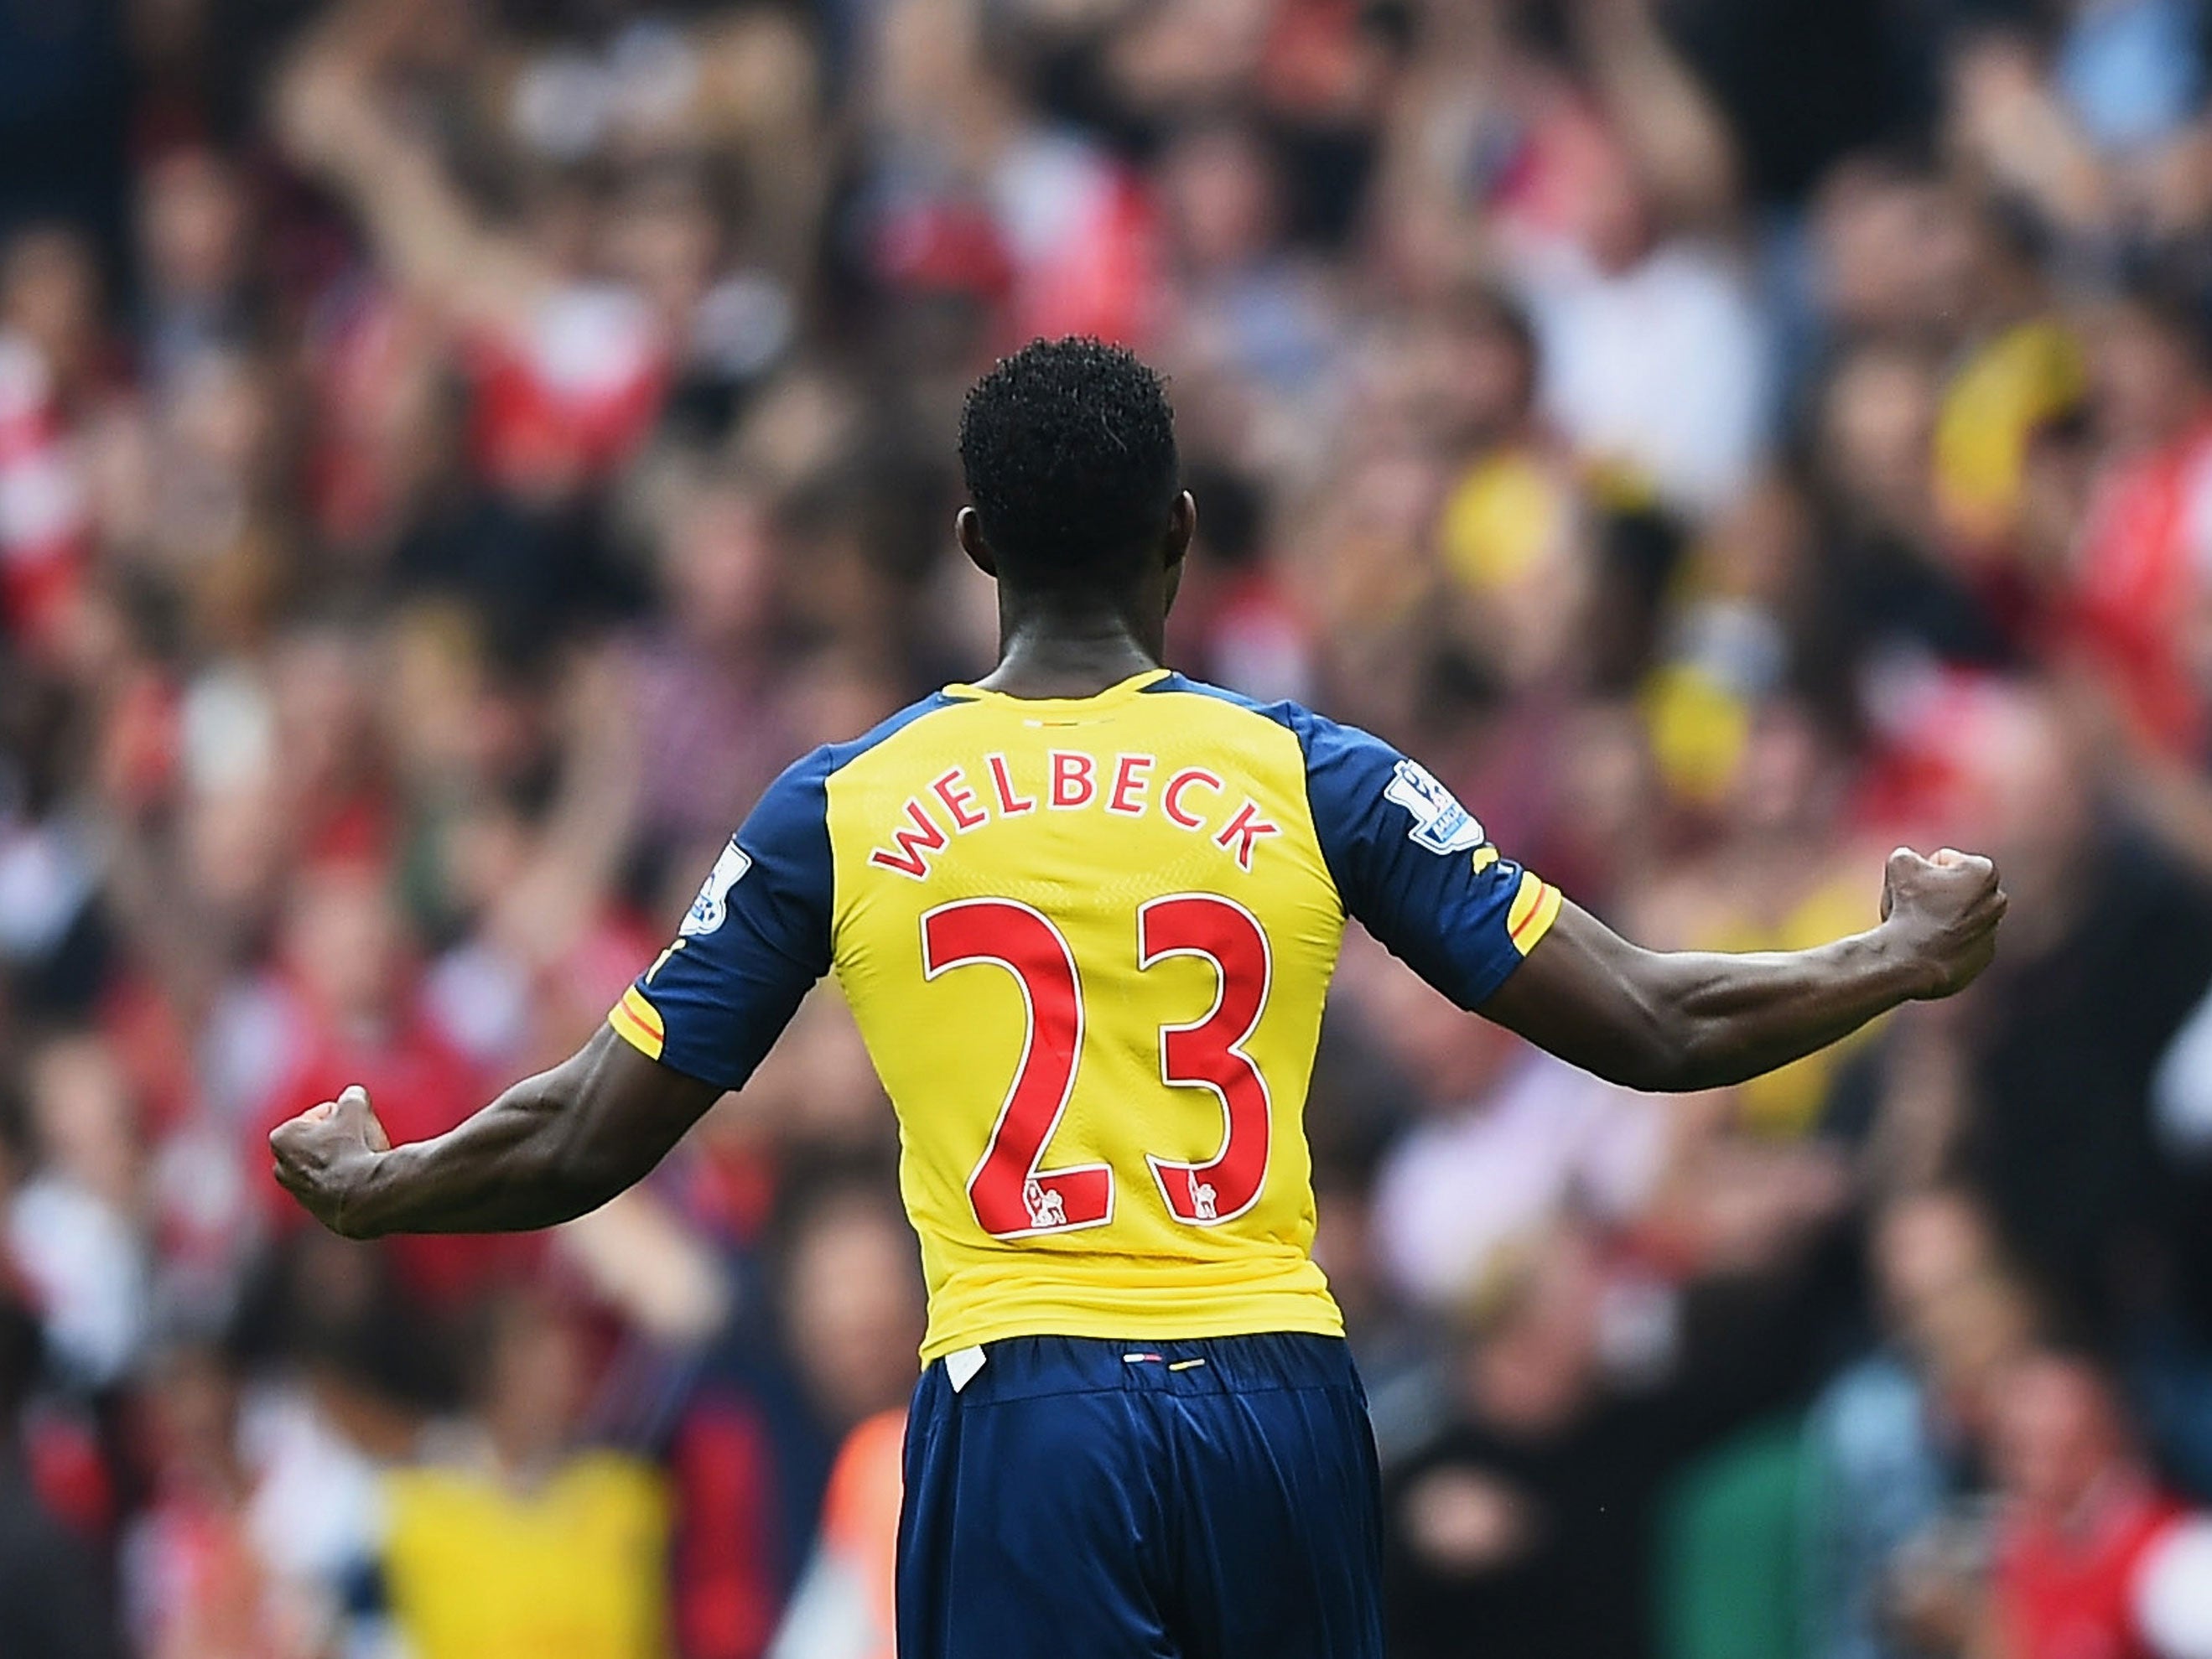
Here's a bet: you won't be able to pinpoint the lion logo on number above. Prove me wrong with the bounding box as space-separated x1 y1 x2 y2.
680 841 753 937
1384 759 1487 855
1187 1172 1218 1222
1024 1179 1067 1230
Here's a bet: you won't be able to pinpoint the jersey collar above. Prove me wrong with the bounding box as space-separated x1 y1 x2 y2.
941 667 1173 710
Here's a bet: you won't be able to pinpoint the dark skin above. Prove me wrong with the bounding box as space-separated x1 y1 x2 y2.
271 489 2007 1238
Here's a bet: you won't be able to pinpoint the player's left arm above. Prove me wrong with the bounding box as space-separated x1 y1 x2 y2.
1298 713 2005 1095
269 1028 719 1237
1477 848 2006 1093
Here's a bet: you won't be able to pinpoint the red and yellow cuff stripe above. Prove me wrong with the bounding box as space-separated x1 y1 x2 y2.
1506 870 1562 956
608 987 666 1060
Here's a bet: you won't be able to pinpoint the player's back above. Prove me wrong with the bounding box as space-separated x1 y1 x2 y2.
611 667 1559 1362
825 668 1347 1359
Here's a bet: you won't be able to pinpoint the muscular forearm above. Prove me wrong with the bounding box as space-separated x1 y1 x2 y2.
1621 928 1925 1091
345 1072 600 1236
326 1028 716 1237
1479 860 2004 1095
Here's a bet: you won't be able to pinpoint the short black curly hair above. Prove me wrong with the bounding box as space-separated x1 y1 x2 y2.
958 337 1181 593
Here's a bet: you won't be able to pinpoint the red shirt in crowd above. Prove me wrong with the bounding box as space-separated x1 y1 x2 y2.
2069 417 2212 756
1995 1478 2188 1659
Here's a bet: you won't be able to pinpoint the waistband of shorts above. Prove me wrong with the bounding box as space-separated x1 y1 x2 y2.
922 1330 1358 1402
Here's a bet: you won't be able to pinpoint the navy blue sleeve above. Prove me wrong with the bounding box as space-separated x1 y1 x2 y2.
1293 710 1561 1009
610 749 835 1091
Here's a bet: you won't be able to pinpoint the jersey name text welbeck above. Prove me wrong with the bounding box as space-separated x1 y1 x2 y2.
868 749 1282 879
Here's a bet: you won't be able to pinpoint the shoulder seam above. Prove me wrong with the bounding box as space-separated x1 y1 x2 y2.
795 692 961 966
1146 677 1346 911
818 691 963 777
1143 673 1307 734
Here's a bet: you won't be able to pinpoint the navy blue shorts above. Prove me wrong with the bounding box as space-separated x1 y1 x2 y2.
896 1331 1384 1659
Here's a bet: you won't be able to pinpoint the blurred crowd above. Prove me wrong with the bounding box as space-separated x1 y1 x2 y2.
10 0 2212 1655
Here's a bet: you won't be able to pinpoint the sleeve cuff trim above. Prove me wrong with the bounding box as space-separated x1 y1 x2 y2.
1507 873 1561 955
608 988 667 1060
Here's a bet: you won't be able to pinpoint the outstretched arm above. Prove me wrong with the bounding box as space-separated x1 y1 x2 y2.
275 748 838 1240
270 1025 720 1238
271 728 846 1242
1479 848 2007 1093
273 0 548 331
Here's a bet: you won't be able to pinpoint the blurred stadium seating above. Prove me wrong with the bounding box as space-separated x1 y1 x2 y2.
8 0 2212 1655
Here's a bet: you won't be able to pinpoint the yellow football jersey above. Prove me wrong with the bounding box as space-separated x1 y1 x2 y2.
610 670 1560 1361
382 1453 670 1659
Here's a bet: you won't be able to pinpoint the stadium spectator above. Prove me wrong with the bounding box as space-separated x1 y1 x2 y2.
120 1335 311 1659
764 1408 903 1659
1801 1188 2040 1659
1381 1218 1848 1659
0 1291 121 1659
1988 1351 2212 1659
10 1034 151 1392
377 1285 672 1659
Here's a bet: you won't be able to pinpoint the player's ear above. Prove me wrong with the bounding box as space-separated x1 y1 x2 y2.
1165 490 1196 570
956 506 997 578
1161 492 1194 616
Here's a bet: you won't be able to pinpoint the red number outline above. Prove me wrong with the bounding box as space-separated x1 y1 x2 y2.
922 899 1114 1239
1139 894 1275 1226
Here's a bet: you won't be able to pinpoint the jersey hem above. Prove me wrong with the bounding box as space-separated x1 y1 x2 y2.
918 1297 1346 1365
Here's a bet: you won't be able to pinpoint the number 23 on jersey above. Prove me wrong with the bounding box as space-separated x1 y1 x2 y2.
921 894 1274 1240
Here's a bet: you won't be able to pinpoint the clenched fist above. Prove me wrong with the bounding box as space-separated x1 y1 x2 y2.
1880 847 2009 999
269 1085 392 1238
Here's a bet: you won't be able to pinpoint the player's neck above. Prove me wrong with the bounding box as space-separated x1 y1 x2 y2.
975 591 1166 700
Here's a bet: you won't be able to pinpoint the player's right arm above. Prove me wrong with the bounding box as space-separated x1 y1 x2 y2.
1297 713 2005 1095
1477 848 2003 1092
270 750 839 1237
269 1029 718 1237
